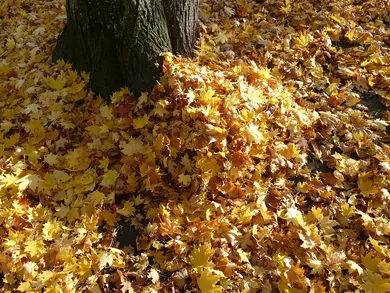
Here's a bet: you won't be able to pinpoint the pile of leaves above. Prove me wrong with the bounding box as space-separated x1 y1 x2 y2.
1 0 390 292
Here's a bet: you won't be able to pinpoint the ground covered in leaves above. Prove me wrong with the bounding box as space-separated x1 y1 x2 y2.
1 0 390 292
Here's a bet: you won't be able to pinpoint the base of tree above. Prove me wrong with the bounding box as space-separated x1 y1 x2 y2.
53 0 198 99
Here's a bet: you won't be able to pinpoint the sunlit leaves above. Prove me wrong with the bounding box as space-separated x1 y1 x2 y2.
197 268 224 293
190 243 215 271
1 0 390 292
361 271 390 293
295 31 311 48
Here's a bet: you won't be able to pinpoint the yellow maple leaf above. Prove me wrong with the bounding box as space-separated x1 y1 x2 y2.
100 105 114 120
42 220 62 241
110 88 129 104
6 38 16 49
280 143 300 160
55 204 70 219
133 114 149 129
369 237 388 256
101 169 119 187
295 31 311 48
197 268 223 293
98 252 114 270
120 138 143 156
330 14 347 26
246 86 264 104
17 282 32 292
66 81 85 94
89 190 106 206
15 174 40 191
117 201 135 217
178 174 191 186
99 157 110 169
46 76 66 91
237 248 250 263
38 270 59 285
358 172 379 196
0 173 18 187
190 243 215 271
136 91 149 110
280 0 291 14
361 271 390 293
25 240 46 258
362 252 379 271
379 260 390 275
53 170 72 182
102 210 119 226
134 194 144 205
85 124 109 136
44 153 59 166
195 156 221 175
341 203 355 218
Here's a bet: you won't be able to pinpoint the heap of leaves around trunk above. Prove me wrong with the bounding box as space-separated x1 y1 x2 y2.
1 0 390 292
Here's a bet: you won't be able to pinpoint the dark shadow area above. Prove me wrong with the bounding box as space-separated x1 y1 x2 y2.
115 219 139 249
307 156 332 174
356 90 387 118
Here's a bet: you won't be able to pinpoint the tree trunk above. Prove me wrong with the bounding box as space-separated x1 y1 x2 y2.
53 0 198 98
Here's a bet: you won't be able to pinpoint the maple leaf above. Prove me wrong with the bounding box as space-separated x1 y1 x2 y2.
102 210 119 226
379 261 390 275
178 174 191 186
117 201 135 217
24 240 46 258
215 31 230 44
280 143 300 160
6 38 16 50
53 170 72 182
89 190 106 206
101 169 119 187
98 157 110 169
245 86 264 104
135 91 148 110
45 76 66 90
42 220 62 241
54 204 70 219
15 174 40 191
361 271 390 293
98 251 114 270
23 103 40 114
100 105 114 120
120 138 143 156
190 243 215 271
17 282 32 292
346 260 363 275
237 248 250 263
44 153 59 166
66 81 85 94
133 114 149 129
197 268 223 293
358 172 379 196
295 31 311 48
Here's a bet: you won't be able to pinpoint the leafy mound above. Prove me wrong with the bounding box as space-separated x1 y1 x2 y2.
1 0 390 292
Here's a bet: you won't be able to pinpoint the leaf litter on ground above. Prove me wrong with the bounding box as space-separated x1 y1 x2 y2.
0 0 390 292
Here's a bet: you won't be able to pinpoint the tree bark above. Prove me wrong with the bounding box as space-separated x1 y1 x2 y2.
53 0 198 98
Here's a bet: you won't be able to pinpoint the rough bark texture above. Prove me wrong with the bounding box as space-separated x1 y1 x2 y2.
53 0 198 98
